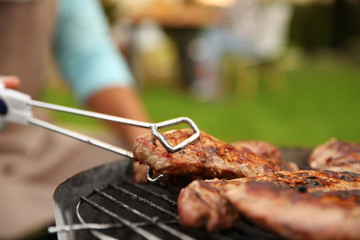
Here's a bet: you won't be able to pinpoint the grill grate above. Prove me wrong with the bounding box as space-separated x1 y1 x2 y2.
75 180 283 240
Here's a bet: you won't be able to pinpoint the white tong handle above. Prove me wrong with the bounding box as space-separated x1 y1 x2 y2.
0 82 200 156
0 82 32 126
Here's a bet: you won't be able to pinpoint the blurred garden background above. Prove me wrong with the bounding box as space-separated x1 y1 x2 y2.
42 0 360 148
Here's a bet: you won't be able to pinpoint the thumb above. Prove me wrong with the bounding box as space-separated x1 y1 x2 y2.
0 76 20 89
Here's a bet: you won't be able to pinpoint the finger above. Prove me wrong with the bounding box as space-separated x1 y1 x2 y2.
0 76 20 89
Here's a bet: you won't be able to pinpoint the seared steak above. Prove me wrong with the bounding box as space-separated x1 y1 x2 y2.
309 138 360 174
233 140 298 171
225 182 360 240
233 140 282 162
177 170 360 232
133 129 291 179
177 178 242 231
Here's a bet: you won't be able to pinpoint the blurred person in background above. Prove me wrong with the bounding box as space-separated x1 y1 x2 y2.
190 0 293 99
0 0 150 239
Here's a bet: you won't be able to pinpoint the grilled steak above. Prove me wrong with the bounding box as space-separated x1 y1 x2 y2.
177 178 242 231
233 140 298 171
225 182 360 240
132 162 148 183
233 140 282 162
177 170 360 231
309 138 360 174
133 129 291 179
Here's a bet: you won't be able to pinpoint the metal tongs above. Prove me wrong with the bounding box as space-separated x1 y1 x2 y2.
0 82 200 182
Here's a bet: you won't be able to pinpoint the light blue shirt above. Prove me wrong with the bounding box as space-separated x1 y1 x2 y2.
54 0 134 103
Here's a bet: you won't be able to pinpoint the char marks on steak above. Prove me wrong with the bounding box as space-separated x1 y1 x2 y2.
309 138 360 174
225 182 360 240
133 129 291 179
177 170 360 232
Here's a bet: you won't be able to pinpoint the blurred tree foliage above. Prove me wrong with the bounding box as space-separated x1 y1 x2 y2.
289 0 360 51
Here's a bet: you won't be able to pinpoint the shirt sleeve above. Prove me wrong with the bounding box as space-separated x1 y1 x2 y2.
53 0 134 103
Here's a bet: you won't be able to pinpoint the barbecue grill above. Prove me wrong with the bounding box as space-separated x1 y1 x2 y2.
50 148 311 240
0 83 312 239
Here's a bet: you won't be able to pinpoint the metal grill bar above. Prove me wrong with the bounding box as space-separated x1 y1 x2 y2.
109 184 178 218
94 189 196 240
80 196 161 240
48 223 123 233
123 180 178 206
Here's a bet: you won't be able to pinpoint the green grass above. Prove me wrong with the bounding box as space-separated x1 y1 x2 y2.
141 54 360 147
41 51 360 147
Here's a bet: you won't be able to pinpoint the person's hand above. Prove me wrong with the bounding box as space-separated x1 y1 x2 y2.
0 76 20 89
